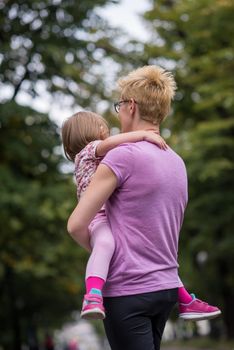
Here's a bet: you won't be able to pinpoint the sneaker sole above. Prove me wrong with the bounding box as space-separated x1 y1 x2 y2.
179 310 221 321
81 308 106 320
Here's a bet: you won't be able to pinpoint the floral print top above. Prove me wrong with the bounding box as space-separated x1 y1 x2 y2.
74 140 102 199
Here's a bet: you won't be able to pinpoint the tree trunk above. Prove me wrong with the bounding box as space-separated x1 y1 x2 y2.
218 258 234 339
223 287 234 339
5 266 21 350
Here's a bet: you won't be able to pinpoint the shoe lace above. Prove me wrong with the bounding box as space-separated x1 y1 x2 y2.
84 294 103 304
191 294 208 305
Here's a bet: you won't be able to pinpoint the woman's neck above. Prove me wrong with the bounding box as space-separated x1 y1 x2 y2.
133 120 160 134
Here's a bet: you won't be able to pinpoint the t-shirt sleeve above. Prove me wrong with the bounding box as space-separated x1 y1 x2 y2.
84 140 102 160
74 140 102 167
100 143 134 186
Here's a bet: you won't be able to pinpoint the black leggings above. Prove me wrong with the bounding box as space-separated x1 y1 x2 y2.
103 288 178 350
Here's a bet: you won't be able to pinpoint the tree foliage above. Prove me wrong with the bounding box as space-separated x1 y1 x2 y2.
0 0 122 348
0 0 120 108
0 101 89 348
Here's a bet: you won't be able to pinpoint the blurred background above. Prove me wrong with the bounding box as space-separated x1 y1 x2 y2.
0 0 233 349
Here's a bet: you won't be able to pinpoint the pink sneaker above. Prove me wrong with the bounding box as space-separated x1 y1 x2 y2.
80 293 106 320
179 294 221 321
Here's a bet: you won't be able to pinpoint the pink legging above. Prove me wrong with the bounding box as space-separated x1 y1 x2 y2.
85 213 115 281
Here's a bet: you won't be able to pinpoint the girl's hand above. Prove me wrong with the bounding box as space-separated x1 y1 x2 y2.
143 131 167 150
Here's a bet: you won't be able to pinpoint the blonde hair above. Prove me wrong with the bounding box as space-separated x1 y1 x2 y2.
61 111 109 162
117 65 176 124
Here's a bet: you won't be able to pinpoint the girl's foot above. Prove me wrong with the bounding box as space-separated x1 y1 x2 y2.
179 294 221 321
81 289 105 320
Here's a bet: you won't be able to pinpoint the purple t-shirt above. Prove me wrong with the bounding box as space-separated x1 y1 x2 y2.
101 141 188 297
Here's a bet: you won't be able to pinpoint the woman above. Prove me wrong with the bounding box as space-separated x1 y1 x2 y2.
68 65 188 350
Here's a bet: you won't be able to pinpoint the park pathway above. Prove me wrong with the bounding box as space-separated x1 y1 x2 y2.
162 348 211 350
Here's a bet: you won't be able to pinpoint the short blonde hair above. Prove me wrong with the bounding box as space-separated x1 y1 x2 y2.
61 111 109 162
117 65 176 124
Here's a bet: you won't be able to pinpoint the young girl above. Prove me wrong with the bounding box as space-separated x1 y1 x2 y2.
61 110 221 321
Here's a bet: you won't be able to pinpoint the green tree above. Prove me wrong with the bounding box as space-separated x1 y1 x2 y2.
0 0 120 108
0 102 88 349
0 0 123 348
142 0 234 338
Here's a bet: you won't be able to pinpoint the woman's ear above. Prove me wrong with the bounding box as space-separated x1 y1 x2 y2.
129 98 137 116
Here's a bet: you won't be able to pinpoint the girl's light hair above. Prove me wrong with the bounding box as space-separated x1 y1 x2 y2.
117 65 177 124
61 111 109 162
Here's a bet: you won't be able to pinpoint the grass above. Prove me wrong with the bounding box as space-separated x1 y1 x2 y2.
162 337 234 350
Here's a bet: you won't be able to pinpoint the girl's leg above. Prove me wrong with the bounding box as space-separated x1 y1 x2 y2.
81 218 115 320
178 277 221 321
86 276 105 294
85 219 115 291
178 277 193 304
178 287 193 303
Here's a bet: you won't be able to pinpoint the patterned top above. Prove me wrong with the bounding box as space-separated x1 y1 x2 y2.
74 140 102 199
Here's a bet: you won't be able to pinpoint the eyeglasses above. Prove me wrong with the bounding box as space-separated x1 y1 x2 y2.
114 100 130 113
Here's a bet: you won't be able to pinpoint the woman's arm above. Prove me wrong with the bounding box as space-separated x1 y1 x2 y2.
96 130 167 157
67 164 118 251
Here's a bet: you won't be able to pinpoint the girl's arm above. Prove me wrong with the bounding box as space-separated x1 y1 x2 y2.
96 130 167 157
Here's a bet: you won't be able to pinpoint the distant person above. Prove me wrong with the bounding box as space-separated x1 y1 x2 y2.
62 111 167 319
44 333 54 350
68 339 79 350
27 327 39 350
66 65 221 349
